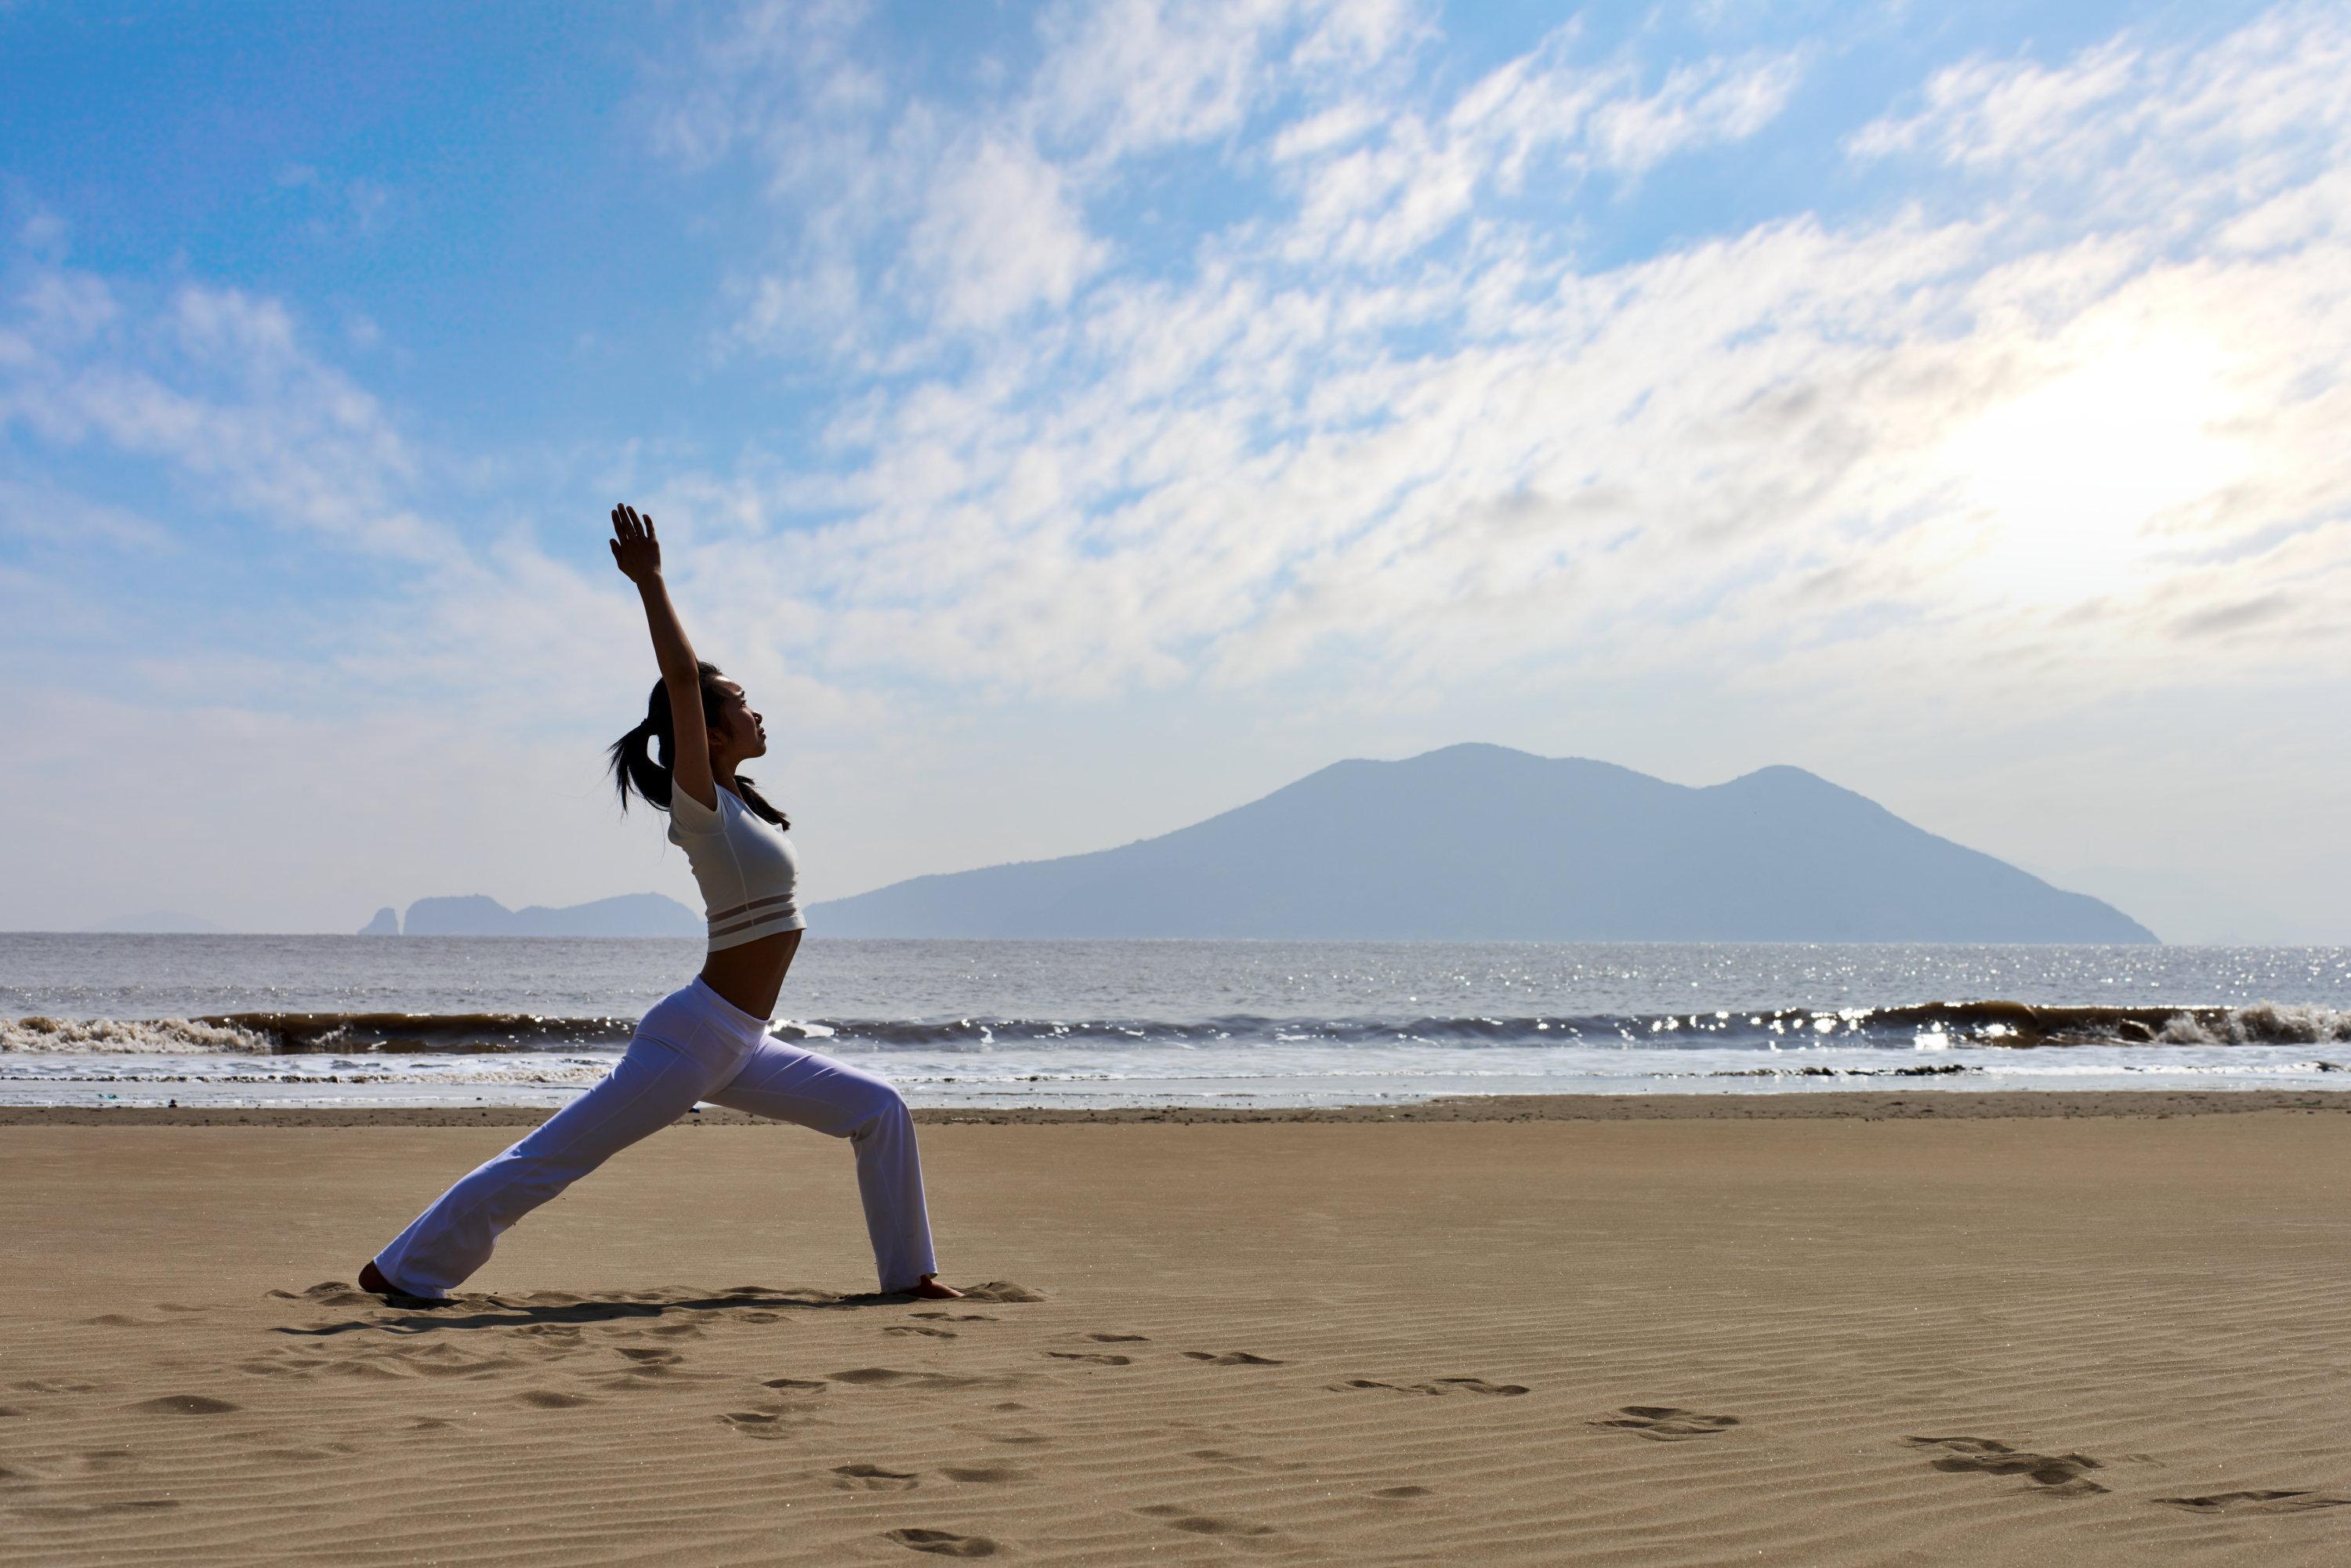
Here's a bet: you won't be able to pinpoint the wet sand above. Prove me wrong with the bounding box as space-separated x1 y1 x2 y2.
5 1094 2349 1564
8 1085 2351 1127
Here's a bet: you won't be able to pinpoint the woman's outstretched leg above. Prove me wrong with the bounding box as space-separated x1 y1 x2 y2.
368 1036 715 1297
704 1038 943 1293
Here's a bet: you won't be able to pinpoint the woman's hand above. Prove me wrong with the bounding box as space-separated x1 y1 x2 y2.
609 503 662 584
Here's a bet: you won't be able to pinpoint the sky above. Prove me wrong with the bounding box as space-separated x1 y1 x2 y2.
1 0 2346 943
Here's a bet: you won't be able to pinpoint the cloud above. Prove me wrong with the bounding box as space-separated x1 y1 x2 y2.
1030 0 1424 166
906 136 1107 329
1270 26 1803 266
620 0 2346 742
1588 50 1806 172
1847 41 2141 167
0 268 440 559
1850 2 2351 237
0 249 741 740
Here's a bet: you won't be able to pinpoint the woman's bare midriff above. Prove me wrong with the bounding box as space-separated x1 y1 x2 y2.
698 927 803 1021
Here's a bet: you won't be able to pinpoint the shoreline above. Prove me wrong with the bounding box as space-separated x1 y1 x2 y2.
9 1085 2351 1127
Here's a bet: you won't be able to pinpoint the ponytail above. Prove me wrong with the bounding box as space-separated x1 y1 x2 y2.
607 662 790 830
607 714 673 811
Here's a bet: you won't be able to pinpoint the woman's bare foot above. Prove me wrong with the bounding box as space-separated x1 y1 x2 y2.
908 1275 965 1299
357 1259 396 1296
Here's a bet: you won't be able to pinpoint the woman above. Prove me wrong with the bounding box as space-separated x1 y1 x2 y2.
359 504 960 1302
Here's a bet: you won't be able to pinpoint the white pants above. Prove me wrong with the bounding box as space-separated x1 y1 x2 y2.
371 977 938 1297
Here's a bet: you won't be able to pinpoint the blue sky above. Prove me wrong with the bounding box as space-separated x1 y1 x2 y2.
2 0 2346 940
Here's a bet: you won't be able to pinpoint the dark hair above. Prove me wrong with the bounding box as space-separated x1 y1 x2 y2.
607 661 790 830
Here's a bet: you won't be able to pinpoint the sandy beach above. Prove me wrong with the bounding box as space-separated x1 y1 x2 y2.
6 1092 2350 1565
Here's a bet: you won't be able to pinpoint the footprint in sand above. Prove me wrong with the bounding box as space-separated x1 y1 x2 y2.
1136 1503 1277 1537
515 1390 595 1410
1371 1486 1432 1501
717 1411 800 1441
1183 1351 1283 1366
914 1312 996 1323
831 1368 991 1391
886 1325 958 1339
1906 1436 2106 1497
131 1395 241 1416
957 1282 1045 1304
1187 1449 1310 1473
2155 1490 2351 1515
1084 1332 1149 1342
958 1421 1049 1447
884 1527 998 1557
1592 1406 1741 1441
763 1377 828 1392
833 1463 920 1491
1043 1351 1131 1366
1421 1377 1523 1396
1335 1377 1528 1398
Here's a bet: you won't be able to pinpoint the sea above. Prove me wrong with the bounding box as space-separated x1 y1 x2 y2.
5 935 2349 1110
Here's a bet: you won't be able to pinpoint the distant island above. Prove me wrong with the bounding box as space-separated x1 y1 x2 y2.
808 744 2158 943
359 893 701 938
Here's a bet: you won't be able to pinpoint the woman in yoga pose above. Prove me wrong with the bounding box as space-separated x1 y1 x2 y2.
359 503 959 1302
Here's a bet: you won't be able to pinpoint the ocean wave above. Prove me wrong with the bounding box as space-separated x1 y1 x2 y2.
0 1012 636 1055
794 1001 2351 1050
2148 1001 2351 1046
1708 1063 1978 1078
0 1016 276 1054
4 1000 2345 1056
0 1061 622 1086
1876 1000 2351 1047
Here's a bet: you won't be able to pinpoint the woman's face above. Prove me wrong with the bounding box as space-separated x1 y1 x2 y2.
708 679 767 763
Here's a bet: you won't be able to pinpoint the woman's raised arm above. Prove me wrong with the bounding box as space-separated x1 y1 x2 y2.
608 503 717 812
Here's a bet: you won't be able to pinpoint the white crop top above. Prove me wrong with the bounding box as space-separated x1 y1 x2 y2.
666 784 807 951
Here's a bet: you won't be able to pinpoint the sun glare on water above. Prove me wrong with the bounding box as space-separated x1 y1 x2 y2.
1940 335 2248 607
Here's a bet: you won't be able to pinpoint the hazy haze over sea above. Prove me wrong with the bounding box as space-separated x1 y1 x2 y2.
3 935 2346 1109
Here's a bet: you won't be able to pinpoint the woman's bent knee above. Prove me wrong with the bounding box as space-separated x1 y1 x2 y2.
849 1085 911 1140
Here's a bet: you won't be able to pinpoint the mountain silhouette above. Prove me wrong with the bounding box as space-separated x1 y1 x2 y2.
807 744 2157 942
378 893 701 937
